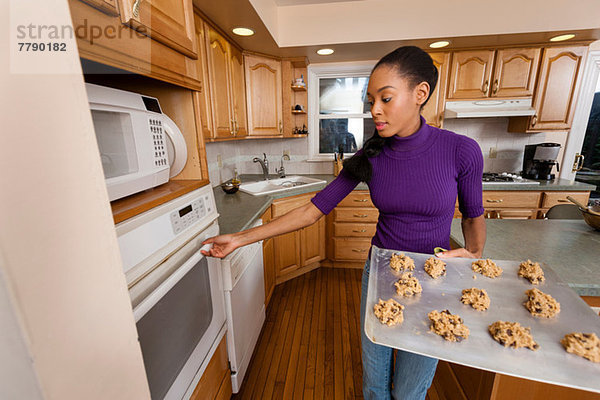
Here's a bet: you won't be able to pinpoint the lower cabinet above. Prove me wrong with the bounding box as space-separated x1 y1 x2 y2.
262 208 276 307
271 193 326 284
190 335 232 400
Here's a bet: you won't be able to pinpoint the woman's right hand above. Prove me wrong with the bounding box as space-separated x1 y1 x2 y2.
201 234 238 258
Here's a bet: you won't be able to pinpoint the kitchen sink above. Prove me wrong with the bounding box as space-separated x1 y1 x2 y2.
239 175 327 196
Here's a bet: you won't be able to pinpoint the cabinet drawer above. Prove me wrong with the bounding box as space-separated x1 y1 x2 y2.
272 193 313 217
334 222 377 237
338 192 374 208
541 191 589 209
482 191 540 208
333 238 371 261
485 208 538 219
333 207 379 223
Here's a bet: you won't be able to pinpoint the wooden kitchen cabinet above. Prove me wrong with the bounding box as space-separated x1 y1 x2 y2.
192 15 214 140
282 57 309 136
508 46 587 132
78 0 118 15
244 54 284 137
423 52 450 127
272 193 325 284
229 46 248 138
448 48 541 99
118 0 197 59
261 208 276 307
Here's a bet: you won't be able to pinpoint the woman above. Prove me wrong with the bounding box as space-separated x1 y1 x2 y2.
202 46 486 399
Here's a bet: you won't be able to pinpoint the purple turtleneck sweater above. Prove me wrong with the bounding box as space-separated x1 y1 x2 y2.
311 117 484 254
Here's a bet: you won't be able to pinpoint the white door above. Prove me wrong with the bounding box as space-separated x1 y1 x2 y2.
561 51 600 181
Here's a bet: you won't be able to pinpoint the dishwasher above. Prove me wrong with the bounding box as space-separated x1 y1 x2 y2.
220 220 265 393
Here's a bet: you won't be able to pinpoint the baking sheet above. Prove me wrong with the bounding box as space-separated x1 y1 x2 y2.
364 245 600 394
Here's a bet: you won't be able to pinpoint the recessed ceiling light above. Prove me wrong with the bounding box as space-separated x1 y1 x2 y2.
429 40 450 49
232 27 254 36
550 34 575 42
317 48 334 56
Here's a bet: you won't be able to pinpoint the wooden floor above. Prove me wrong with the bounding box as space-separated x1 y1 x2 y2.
233 267 364 400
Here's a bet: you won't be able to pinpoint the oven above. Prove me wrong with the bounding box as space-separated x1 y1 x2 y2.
116 186 225 399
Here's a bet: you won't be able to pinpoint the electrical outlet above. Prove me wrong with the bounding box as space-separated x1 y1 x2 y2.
217 154 222 167
489 147 497 159
283 149 290 157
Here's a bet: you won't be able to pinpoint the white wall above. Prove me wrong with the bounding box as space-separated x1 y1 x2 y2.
1 0 151 398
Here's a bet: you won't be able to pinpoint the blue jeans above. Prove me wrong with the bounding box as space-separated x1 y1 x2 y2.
360 259 438 400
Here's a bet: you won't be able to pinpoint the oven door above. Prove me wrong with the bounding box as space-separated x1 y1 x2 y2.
131 223 225 400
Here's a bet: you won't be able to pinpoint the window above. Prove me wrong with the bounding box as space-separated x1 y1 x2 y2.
308 62 376 160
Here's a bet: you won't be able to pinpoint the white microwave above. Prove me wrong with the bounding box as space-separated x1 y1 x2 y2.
86 83 188 202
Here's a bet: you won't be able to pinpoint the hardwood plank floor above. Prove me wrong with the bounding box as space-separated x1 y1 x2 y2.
232 267 440 400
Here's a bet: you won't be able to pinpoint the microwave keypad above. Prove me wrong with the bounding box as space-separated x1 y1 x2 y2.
170 199 206 235
149 118 168 167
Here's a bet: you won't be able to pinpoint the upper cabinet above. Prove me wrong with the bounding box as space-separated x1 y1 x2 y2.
192 15 214 140
204 25 247 140
118 0 198 59
509 46 587 132
448 48 541 99
423 52 450 127
244 54 283 137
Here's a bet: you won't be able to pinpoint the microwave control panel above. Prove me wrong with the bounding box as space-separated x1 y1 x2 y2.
149 117 168 168
169 194 214 235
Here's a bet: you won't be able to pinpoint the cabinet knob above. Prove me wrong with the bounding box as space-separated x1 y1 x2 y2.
279 121 283 134
482 80 489 94
532 115 538 126
492 79 498 95
485 199 503 203
132 0 143 17
352 248 367 253
354 199 368 202
353 229 367 233
353 214 368 218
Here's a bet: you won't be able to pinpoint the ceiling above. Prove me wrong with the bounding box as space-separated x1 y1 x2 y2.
192 0 600 63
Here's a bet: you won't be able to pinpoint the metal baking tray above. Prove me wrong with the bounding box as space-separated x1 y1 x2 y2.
364 245 600 394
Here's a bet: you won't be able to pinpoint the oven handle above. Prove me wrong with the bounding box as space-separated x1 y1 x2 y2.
132 243 213 322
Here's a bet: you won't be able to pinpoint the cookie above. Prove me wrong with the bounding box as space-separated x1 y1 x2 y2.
390 253 415 272
428 310 469 342
424 257 446 278
518 260 545 284
561 333 600 363
374 299 404 326
394 272 423 297
488 321 539 350
461 288 490 311
524 288 560 318
471 259 503 278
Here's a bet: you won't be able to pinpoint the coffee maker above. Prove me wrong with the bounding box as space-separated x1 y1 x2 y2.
522 143 561 180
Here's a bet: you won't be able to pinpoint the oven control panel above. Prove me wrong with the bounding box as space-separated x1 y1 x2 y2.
170 199 204 234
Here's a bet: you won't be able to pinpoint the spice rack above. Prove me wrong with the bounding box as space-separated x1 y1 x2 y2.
282 57 308 137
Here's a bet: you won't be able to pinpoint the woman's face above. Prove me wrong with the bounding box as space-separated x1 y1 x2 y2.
366 66 429 138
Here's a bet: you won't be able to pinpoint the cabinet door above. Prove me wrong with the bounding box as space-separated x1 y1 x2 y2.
263 238 275 307
529 46 587 131
273 231 301 278
492 48 541 97
229 46 248 138
244 54 283 136
448 50 495 99
300 218 326 267
118 0 197 59
192 16 214 139
79 0 118 15
423 52 450 127
206 26 234 138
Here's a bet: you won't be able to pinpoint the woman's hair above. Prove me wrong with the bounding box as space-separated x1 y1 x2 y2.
342 46 438 183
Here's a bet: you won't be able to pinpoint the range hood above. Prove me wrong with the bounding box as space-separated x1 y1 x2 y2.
444 99 536 118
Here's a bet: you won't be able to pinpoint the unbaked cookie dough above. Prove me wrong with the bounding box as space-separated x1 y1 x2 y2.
394 272 423 297
518 260 545 284
424 257 446 278
390 253 415 272
461 288 490 311
471 259 503 278
488 321 539 350
561 332 600 363
524 288 560 318
428 310 469 342
374 299 405 326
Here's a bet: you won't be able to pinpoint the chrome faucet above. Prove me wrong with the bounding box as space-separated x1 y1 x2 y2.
276 154 290 178
253 153 270 180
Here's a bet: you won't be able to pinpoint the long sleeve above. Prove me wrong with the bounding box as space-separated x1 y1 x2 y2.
311 166 360 215
456 137 485 218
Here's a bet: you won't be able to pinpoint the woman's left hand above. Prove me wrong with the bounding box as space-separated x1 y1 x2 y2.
436 248 481 259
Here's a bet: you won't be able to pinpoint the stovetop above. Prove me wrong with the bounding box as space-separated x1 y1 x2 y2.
482 172 540 185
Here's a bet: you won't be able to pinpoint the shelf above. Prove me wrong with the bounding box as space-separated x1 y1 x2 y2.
291 85 307 91
292 110 306 114
111 179 209 224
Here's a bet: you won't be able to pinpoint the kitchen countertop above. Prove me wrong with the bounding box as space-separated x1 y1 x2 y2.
482 178 595 191
450 219 600 296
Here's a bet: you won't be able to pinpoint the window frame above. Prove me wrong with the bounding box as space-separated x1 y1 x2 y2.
307 61 376 161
